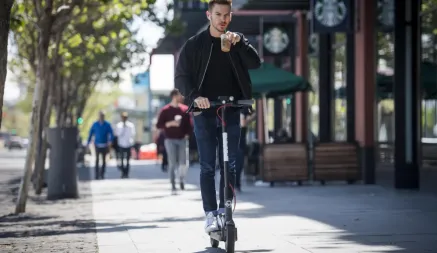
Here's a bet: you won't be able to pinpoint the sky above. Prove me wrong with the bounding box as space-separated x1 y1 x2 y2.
4 0 176 102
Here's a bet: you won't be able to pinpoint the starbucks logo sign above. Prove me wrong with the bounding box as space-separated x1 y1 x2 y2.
263 27 290 54
314 0 347 27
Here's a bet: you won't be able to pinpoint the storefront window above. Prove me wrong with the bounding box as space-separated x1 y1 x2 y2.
421 0 437 139
333 33 347 141
308 56 319 139
376 32 394 143
282 97 292 138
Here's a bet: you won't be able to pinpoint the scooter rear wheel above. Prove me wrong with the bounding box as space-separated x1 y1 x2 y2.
210 238 219 248
225 226 235 253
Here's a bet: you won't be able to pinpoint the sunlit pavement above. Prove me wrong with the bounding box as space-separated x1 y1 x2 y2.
90 159 437 253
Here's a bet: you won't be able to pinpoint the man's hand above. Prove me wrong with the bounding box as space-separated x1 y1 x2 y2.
226 31 241 45
194 96 210 109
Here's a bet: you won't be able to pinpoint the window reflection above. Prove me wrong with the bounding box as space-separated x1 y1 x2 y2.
376 32 395 143
333 33 347 141
421 1 437 139
309 55 319 139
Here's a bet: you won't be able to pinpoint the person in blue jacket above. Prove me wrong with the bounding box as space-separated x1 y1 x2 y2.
87 111 114 179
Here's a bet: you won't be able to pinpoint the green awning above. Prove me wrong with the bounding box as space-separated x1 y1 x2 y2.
249 63 311 97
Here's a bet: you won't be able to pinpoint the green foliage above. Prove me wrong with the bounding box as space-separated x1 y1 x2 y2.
1 107 31 137
78 88 123 140
9 0 172 125
422 104 437 130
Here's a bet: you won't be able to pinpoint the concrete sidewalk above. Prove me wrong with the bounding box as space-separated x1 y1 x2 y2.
91 161 437 253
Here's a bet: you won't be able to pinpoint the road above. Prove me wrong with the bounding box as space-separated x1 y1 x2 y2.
0 148 26 169
1 150 437 252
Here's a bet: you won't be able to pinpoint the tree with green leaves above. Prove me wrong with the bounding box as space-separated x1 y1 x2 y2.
0 0 15 129
12 0 175 213
13 0 84 214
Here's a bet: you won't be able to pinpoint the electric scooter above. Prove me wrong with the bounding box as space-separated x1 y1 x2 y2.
190 96 254 253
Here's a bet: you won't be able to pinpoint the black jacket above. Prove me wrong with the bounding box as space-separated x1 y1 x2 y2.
174 26 261 106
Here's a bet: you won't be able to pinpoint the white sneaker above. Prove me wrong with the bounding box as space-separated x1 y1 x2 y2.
204 212 219 233
216 213 225 229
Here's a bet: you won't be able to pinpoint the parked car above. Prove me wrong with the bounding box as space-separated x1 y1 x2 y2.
5 136 24 150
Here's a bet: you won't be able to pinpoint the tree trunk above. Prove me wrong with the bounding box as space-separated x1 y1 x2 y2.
34 99 52 194
33 72 52 195
15 27 51 213
32 83 48 192
55 75 64 126
0 0 14 128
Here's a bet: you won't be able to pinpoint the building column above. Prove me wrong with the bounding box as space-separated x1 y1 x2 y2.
346 33 356 142
394 0 421 189
294 11 309 143
273 57 283 134
256 99 265 144
355 0 376 184
318 34 334 142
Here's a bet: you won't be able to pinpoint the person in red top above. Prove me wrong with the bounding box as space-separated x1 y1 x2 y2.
156 89 193 193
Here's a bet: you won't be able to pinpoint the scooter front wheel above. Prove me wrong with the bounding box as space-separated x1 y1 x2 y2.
210 237 219 248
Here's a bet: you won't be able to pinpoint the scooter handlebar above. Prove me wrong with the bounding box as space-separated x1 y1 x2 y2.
188 99 254 112
207 99 254 107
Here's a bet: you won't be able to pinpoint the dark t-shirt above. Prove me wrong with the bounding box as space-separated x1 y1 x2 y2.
201 35 242 101
156 104 193 139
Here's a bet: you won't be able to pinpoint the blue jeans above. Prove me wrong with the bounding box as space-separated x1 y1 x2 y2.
193 109 241 213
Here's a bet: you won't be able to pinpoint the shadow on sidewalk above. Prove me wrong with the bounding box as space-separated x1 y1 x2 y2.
0 216 161 238
0 215 205 229
0 214 57 223
193 248 273 253
0 221 161 238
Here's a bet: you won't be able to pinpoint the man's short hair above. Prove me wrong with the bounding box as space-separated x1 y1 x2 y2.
169 88 181 98
208 0 232 10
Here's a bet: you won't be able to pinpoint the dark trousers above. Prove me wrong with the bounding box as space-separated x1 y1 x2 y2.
95 147 109 179
193 109 241 213
162 148 168 171
118 147 131 177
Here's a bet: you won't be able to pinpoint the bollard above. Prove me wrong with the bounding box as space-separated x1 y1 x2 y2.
47 127 79 200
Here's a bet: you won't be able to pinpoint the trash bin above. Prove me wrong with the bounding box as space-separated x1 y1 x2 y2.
47 127 79 200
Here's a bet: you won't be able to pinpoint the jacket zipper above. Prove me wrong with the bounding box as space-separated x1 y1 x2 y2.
197 43 214 92
228 53 248 99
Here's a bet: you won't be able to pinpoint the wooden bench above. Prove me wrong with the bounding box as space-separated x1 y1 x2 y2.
313 142 361 185
261 143 309 187
422 143 437 166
